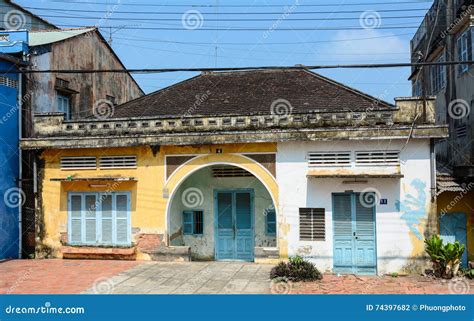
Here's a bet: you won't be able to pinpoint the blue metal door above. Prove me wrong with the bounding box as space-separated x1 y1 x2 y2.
440 213 468 268
333 193 377 275
215 190 254 261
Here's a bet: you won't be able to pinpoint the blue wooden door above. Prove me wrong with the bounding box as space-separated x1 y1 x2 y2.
215 190 254 261
333 193 377 275
440 213 468 268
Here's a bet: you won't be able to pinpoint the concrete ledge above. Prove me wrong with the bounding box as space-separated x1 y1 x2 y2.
61 246 136 260
255 247 280 260
146 246 191 262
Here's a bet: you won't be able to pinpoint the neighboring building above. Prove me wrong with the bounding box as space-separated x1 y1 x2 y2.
0 30 28 259
18 27 144 256
0 0 57 31
21 69 449 275
24 27 144 134
410 0 473 267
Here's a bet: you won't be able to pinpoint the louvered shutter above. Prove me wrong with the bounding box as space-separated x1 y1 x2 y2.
70 195 82 243
101 194 113 244
183 211 193 235
115 194 129 244
299 208 325 241
84 194 97 243
354 193 376 273
332 194 353 272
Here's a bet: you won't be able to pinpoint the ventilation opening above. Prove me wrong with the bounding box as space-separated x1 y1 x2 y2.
60 156 97 170
0 76 18 89
99 156 137 169
456 124 467 138
299 208 325 241
355 151 400 166
212 166 253 178
307 152 351 167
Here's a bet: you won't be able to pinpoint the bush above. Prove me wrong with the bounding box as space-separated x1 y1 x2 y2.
424 235 465 279
270 256 323 282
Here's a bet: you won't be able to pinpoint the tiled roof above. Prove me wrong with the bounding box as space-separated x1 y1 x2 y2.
436 171 467 196
111 69 394 118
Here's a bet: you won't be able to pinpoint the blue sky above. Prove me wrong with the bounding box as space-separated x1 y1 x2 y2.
19 0 432 103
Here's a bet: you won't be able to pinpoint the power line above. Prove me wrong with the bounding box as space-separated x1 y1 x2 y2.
4 61 473 74
109 32 415 45
50 24 426 30
34 13 427 22
43 0 433 7
112 40 410 56
14 5 434 15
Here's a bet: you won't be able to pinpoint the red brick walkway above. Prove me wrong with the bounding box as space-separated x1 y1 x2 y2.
0 259 141 294
292 274 474 294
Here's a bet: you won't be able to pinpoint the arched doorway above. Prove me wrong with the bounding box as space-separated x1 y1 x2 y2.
164 155 278 261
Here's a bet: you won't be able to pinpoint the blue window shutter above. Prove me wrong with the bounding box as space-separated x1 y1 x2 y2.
183 211 193 235
115 193 130 245
265 209 276 236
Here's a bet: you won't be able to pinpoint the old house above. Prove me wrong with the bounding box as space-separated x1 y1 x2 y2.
21 69 449 275
0 30 27 259
410 0 473 267
17 27 144 257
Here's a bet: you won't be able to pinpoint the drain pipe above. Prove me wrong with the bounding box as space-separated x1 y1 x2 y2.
430 138 436 202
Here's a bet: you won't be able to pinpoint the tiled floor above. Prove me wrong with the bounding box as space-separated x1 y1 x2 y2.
2 259 472 295
0 259 140 294
83 261 274 294
292 274 474 295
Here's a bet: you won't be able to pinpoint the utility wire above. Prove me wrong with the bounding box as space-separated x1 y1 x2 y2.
48 24 430 30
3 61 473 74
10 5 434 15
42 0 433 7
33 13 427 22
107 33 415 45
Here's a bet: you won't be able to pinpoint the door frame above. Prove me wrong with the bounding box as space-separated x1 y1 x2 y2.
213 188 255 261
332 192 378 275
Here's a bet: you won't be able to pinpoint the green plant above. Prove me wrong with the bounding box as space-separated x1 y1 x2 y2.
425 235 445 277
270 256 323 282
462 268 474 279
443 242 465 277
424 235 465 279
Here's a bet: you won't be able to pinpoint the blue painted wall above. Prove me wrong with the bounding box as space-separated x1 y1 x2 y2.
0 30 28 259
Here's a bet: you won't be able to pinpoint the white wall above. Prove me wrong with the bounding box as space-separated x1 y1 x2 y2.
276 139 432 274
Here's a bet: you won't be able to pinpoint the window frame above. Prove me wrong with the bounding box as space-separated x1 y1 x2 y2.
182 210 204 236
57 93 71 120
67 192 131 246
299 208 326 241
430 52 446 94
457 28 471 75
265 208 277 236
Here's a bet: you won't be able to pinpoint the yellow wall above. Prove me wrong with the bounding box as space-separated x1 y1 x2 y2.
39 143 278 258
437 191 474 261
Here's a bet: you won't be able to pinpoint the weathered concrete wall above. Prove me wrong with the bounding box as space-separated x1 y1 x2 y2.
29 30 142 121
276 139 434 275
169 166 275 260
